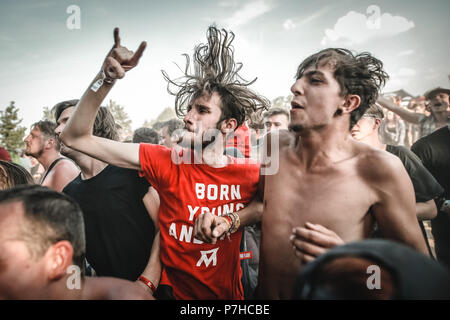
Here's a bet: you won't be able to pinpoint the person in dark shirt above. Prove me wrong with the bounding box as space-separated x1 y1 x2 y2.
62 164 154 279
53 99 159 286
412 124 450 268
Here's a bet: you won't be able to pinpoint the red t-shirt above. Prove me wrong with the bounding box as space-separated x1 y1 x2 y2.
139 144 260 299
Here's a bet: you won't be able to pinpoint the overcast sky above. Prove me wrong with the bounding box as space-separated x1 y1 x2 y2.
1 0 449 130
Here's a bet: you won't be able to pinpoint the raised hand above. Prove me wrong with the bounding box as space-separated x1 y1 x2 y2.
103 27 147 80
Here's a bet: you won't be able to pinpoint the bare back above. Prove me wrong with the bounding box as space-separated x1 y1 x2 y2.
257 138 425 299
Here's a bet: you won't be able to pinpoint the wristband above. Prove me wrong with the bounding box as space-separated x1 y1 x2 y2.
230 212 240 233
90 70 115 92
223 214 233 231
138 275 156 294
225 212 240 234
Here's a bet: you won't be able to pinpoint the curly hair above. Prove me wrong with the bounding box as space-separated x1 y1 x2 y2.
296 48 389 129
162 25 270 129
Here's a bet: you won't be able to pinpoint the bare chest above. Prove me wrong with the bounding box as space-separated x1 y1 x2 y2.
263 153 377 242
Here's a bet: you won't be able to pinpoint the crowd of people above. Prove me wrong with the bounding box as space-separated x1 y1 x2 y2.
0 25 449 300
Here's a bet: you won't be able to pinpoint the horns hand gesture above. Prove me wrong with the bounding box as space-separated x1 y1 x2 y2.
103 27 147 80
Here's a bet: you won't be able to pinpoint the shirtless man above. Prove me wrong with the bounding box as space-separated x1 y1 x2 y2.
24 120 79 191
255 48 428 299
0 185 153 300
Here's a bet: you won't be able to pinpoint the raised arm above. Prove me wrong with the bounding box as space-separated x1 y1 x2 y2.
60 28 146 170
377 96 425 124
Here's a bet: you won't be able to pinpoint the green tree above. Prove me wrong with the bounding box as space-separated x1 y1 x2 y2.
106 99 133 140
155 107 176 122
141 119 154 128
271 95 293 110
140 107 176 129
0 101 27 159
42 106 55 121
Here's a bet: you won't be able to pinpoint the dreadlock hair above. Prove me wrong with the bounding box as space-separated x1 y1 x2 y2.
162 25 270 129
296 48 389 130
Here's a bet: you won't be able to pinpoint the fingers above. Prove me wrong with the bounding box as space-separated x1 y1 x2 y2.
113 27 121 48
301 253 315 264
290 234 326 257
295 223 344 247
128 41 147 66
107 28 146 73
110 43 146 71
290 229 323 264
305 222 340 238
194 212 214 243
194 213 229 244
291 226 335 249
201 213 214 242
293 248 315 264
290 223 345 263
104 57 126 79
111 47 133 64
212 219 229 239
193 213 204 241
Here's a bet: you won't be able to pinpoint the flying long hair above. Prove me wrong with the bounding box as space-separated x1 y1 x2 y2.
162 25 270 128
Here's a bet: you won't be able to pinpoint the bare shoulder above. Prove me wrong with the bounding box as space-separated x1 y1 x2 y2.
82 277 154 300
53 158 79 173
42 158 79 191
354 142 407 184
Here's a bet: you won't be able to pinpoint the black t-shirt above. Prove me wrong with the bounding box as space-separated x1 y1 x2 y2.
386 145 444 202
411 126 450 199
63 165 155 281
411 127 450 267
377 145 443 256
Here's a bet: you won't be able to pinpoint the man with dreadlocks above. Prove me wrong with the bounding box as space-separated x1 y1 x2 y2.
61 26 269 299
251 48 428 299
